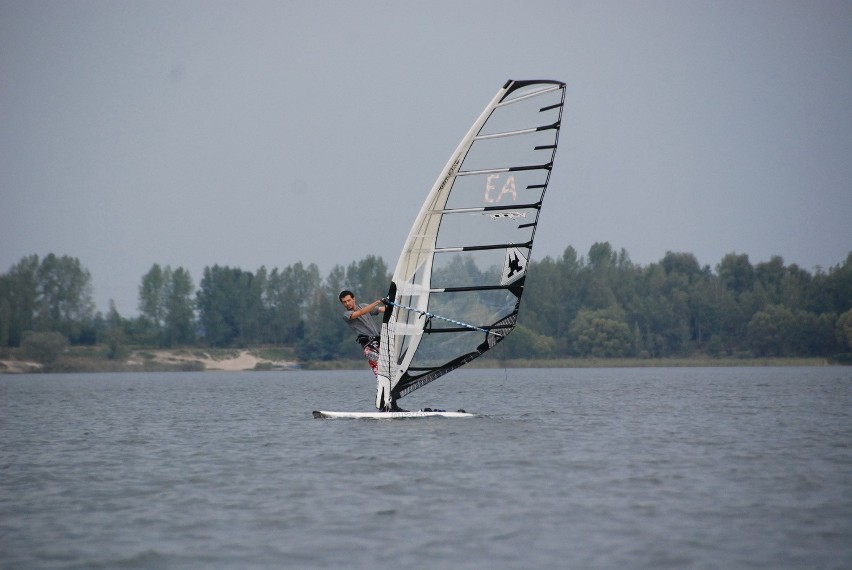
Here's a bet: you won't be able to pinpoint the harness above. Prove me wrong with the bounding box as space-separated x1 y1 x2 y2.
356 334 380 349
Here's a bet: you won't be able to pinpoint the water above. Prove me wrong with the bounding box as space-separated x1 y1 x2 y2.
1 367 850 569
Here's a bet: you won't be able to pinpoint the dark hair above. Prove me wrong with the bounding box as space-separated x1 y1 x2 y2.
338 290 354 301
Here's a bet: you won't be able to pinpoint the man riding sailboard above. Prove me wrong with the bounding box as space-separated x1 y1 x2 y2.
338 290 404 411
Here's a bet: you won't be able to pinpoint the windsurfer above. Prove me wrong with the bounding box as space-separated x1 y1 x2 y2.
338 290 404 411
339 289 384 367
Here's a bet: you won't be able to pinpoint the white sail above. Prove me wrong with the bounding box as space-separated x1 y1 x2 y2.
375 80 566 410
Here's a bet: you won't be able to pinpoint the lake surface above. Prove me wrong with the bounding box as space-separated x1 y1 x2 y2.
1 367 850 569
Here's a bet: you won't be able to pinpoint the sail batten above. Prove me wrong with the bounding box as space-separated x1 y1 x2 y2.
458 162 553 176
455 167 511 176
495 84 562 106
376 79 565 409
429 202 542 215
507 162 553 172
435 241 532 253
474 127 539 140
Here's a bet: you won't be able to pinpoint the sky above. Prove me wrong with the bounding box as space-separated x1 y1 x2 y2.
2 0 851 316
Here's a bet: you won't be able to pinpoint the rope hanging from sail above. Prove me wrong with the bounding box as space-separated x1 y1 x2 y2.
383 298 504 338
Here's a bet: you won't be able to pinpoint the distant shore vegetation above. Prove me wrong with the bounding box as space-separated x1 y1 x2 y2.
1 244 851 372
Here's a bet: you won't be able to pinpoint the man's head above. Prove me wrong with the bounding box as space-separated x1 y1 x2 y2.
339 290 356 310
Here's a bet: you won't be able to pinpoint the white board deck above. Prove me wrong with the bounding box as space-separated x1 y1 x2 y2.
312 410 475 419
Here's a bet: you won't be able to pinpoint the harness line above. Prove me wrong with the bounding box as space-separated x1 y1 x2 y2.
384 298 504 338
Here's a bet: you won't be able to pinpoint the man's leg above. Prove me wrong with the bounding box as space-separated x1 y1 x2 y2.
363 343 380 378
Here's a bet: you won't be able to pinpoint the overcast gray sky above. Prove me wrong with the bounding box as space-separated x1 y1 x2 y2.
2 0 851 316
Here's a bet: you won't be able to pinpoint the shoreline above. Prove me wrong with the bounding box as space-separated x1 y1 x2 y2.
0 347 844 374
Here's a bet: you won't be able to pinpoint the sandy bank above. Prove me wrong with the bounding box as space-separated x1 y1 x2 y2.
135 350 298 371
1 349 299 373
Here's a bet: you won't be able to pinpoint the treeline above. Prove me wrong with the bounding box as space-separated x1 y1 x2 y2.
1 246 851 363
0 254 391 363
518 244 851 359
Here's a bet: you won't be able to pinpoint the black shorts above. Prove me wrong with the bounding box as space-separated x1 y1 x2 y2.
356 335 380 350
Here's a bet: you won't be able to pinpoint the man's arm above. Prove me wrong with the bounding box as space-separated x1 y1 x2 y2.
348 299 385 319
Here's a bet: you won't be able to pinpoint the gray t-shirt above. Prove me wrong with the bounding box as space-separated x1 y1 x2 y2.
342 303 380 337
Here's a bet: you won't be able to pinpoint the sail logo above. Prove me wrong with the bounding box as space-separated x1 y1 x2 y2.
488 211 526 220
485 174 517 203
500 247 527 286
439 157 461 193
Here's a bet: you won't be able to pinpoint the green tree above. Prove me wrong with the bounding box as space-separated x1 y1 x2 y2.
800 312 841 356
103 300 129 360
584 242 618 310
298 264 350 362
718 252 755 294
264 268 299 344
164 267 196 346
755 255 786 305
500 324 556 359
0 298 9 347
34 254 95 342
138 264 195 346
196 265 262 347
779 263 812 311
522 246 584 355
658 252 713 353
628 263 691 357
811 252 852 315
715 253 759 353
749 306 841 357
0 254 40 346
138 264 166 344
264 262 321 344
747 305 794 357
21 330 68 364
568 308 632 357
343 255 390 299
838 309 852 352
139 264 165 327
